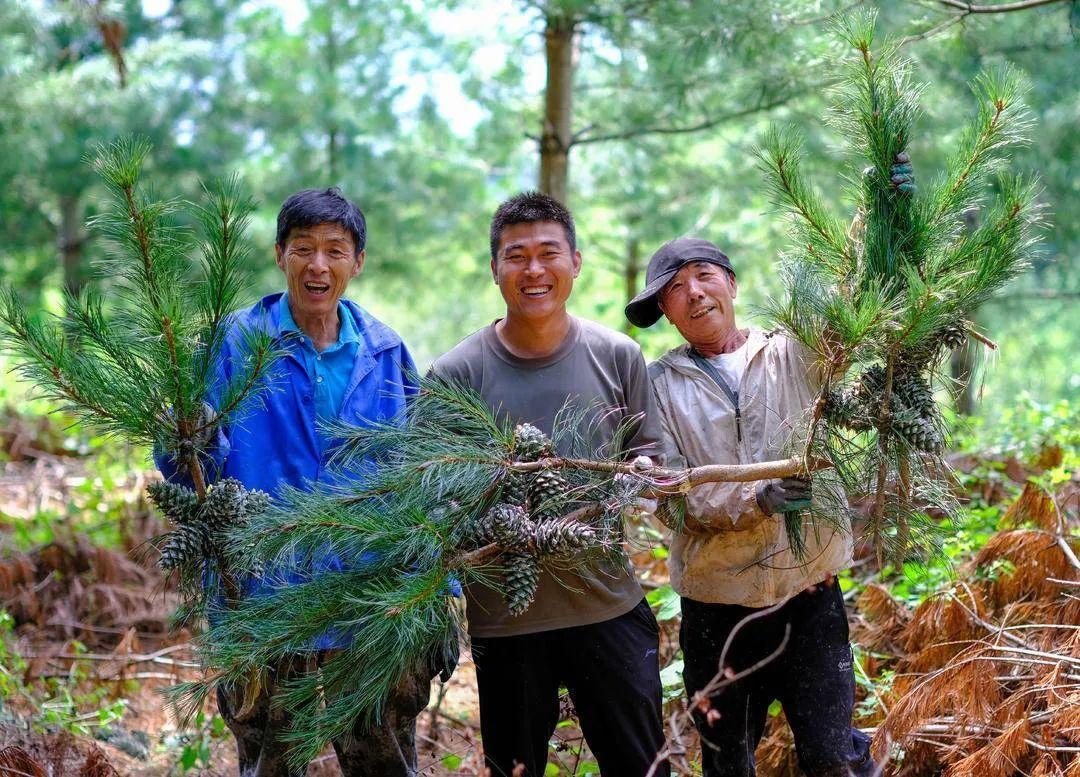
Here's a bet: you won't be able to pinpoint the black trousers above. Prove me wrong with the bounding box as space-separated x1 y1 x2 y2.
680 581 874 777
216 653 434 777
470 598 670 777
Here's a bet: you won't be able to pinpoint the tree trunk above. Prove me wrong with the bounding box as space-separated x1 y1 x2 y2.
539 13 575 204
622 234 640 335
59 193 86 302
324 5 339 182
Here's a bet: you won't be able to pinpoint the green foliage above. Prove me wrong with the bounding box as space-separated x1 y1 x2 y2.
173 376 656 766
0 139 278 478
165 711 229 773
0 611 129 736
756 10 1040 562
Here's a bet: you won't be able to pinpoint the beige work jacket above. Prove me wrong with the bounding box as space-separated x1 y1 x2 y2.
650 327 853 607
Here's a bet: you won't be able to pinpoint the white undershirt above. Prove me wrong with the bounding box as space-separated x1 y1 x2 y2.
707 341 749 390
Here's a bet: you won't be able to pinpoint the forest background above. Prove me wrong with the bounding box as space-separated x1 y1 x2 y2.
0 0 1078 775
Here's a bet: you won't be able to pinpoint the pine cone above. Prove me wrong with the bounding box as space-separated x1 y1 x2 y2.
513 423 552 462
489 504 536 551
500 471 529 508
533 521 595 556
199 478 247 529
244 489 271 519
892 410 944 454
503 552 540 616
159 522 210 571
823 390 872 432
854 364 887 400
893 371 936 418
528 469 571 521
937 322 968 350
147 481 199 525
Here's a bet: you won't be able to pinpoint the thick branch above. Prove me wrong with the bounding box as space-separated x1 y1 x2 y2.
508 455 826 488
933 0 1069 12
571 94 797 147
456 456 830 568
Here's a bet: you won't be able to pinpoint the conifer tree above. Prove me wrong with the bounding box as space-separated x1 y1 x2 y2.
0 137 281 607
756 11 1040 561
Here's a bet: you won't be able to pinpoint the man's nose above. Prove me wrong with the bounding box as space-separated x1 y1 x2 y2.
310 249 331 272
524 255 544 275
685 278 705 299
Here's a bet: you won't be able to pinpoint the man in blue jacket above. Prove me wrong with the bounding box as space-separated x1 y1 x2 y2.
158 188 432 776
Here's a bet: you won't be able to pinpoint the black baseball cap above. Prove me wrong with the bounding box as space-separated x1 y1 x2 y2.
624 237 735 328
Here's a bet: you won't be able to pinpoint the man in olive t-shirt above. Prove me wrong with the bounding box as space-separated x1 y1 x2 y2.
431 192 668 777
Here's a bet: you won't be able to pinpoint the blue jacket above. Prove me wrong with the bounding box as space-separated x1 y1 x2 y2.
156 292 418 648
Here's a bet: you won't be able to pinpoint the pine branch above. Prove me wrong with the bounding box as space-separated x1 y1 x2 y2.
757 126 854 277
933 0 1070 12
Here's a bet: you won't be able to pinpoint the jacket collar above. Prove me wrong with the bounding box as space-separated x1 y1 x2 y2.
242 292 402 358
658 326 771 379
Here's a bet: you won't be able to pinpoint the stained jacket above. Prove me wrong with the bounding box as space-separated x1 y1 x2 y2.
157 292 418 647
650 327 852 608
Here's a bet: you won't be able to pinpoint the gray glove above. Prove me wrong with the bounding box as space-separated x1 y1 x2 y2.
178 402 218 459
756 477 813 515
890 151 914 194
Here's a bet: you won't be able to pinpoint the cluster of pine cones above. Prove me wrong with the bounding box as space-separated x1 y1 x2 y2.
822 323 966 454
823 365 947 453
148 478 270 575
471 423 598 617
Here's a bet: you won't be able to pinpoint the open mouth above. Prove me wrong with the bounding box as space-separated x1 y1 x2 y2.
689 305 715 319
304 281 331 296
522 285 552 298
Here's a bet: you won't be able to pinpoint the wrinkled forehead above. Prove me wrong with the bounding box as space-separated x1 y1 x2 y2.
282 222 356 248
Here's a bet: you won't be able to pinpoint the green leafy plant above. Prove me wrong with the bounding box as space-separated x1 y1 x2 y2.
757 11 1041 562
0 611 129 736
0 137 281 611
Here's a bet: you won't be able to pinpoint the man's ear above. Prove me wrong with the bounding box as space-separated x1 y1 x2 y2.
728 272 738 299
571 249 582 278
275 243 286 272
490 256 498 283
352 249 365 278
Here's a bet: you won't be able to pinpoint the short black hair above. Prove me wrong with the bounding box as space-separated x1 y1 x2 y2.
489 191 576 261
276 188 366 255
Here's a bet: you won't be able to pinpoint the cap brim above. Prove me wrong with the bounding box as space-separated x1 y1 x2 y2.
624 268 678 328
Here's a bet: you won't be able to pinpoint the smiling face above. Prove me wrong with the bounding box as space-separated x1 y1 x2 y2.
275 222 363 324
491 220 581 325
658 261 739 349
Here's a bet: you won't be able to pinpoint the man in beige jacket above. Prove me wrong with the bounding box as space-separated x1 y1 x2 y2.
626 237 872 777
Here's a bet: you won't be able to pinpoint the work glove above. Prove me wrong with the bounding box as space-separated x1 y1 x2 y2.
755 477 813 516
618 456 658 521
890 151 914 194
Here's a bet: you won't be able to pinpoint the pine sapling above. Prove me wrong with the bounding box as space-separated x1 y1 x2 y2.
0 137 282 608
757 11 1041 562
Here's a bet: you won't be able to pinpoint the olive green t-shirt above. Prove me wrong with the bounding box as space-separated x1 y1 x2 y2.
430 316 661 638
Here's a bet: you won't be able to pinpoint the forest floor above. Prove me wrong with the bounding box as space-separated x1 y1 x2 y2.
0 408 1077 776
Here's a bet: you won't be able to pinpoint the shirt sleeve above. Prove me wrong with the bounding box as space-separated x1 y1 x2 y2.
621 347 663 461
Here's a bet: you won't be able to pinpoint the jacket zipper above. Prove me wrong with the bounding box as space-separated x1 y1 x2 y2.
688 349 742 443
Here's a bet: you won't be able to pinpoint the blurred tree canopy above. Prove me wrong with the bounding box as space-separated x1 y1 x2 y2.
0 0 1076 415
